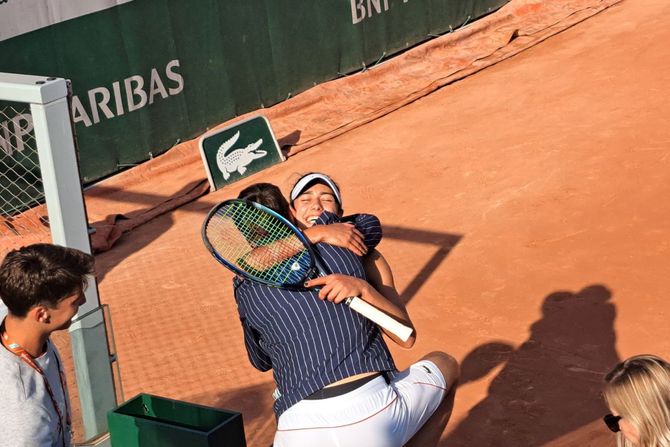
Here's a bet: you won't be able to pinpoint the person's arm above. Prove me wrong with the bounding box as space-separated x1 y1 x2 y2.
238 236 304 272
239 217 369 272
304 223 368 256
305 272 416 348
305 210 382 255
342 213 382 251
363 249 416 347
0 402 56 447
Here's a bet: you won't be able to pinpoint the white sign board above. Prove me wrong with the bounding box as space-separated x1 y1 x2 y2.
0 0 133 42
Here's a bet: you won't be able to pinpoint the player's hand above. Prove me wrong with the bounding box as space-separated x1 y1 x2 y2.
305 274 369 304
304 223 367 256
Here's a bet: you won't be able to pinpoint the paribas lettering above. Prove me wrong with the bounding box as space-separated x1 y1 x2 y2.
0 59 185 156
70 59 184 127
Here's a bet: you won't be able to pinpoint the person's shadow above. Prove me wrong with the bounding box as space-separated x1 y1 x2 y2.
445 284 619 446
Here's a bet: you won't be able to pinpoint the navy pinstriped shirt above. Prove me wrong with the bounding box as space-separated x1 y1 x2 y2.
233 211 397 418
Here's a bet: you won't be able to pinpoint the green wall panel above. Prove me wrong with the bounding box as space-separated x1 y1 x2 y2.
0 0 509 185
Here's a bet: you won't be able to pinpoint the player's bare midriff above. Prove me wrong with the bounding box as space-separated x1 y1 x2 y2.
324 371 380 388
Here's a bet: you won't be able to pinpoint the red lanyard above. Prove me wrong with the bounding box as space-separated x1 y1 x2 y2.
1 325 71 445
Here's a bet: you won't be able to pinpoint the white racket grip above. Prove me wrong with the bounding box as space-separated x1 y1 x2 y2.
346 296 414 342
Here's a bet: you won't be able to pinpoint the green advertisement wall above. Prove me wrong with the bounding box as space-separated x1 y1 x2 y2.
0 0 508 185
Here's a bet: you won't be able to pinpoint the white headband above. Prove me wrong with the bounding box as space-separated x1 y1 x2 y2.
289 173 342 207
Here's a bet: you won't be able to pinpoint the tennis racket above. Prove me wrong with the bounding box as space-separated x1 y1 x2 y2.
202 199 413 342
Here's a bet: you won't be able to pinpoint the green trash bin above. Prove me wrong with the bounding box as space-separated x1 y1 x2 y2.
108 393 246 447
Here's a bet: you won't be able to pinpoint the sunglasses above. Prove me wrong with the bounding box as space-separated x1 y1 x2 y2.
603 413 622 433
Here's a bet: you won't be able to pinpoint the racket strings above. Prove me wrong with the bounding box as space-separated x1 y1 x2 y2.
205 202 311 285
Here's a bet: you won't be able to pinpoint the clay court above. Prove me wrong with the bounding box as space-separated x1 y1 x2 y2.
37 0 670 445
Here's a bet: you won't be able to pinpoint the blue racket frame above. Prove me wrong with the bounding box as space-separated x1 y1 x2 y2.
202 199 319 289
202 199 415 342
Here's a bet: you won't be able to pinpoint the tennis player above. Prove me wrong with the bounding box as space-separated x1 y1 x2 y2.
233 176 459 446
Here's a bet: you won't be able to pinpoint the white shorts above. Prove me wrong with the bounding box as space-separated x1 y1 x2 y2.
273 360 448 447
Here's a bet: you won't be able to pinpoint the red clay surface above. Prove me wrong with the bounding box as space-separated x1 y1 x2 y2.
64 0 670 445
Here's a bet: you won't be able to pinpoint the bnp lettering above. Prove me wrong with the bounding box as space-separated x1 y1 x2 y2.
71 59 184 127
350 0 411 24
0 114 32 157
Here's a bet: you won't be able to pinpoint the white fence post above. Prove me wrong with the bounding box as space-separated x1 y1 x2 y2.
2 72 116 443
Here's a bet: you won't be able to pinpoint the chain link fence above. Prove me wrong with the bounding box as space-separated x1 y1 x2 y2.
0 76 119 445
0 101 51 258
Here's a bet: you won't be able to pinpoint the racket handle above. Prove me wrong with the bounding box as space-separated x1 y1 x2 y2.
345 296 414 342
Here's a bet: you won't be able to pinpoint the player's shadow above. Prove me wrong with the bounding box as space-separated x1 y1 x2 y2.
383 225 462 305
444 284 619 447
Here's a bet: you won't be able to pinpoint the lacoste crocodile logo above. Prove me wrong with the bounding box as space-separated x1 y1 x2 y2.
216 131 267 180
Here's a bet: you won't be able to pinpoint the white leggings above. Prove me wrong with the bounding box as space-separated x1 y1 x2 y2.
273 360 448 447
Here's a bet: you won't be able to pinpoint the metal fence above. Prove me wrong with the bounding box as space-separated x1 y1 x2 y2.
0 100 50 258
0 73 116 444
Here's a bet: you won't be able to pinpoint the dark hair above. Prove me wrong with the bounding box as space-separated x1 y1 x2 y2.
0 243 95 317
238 183 291 219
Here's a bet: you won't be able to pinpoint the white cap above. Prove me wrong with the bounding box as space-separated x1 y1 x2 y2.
289 173 342 208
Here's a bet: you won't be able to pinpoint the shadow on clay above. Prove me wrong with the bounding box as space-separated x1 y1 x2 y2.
443 284 620 447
